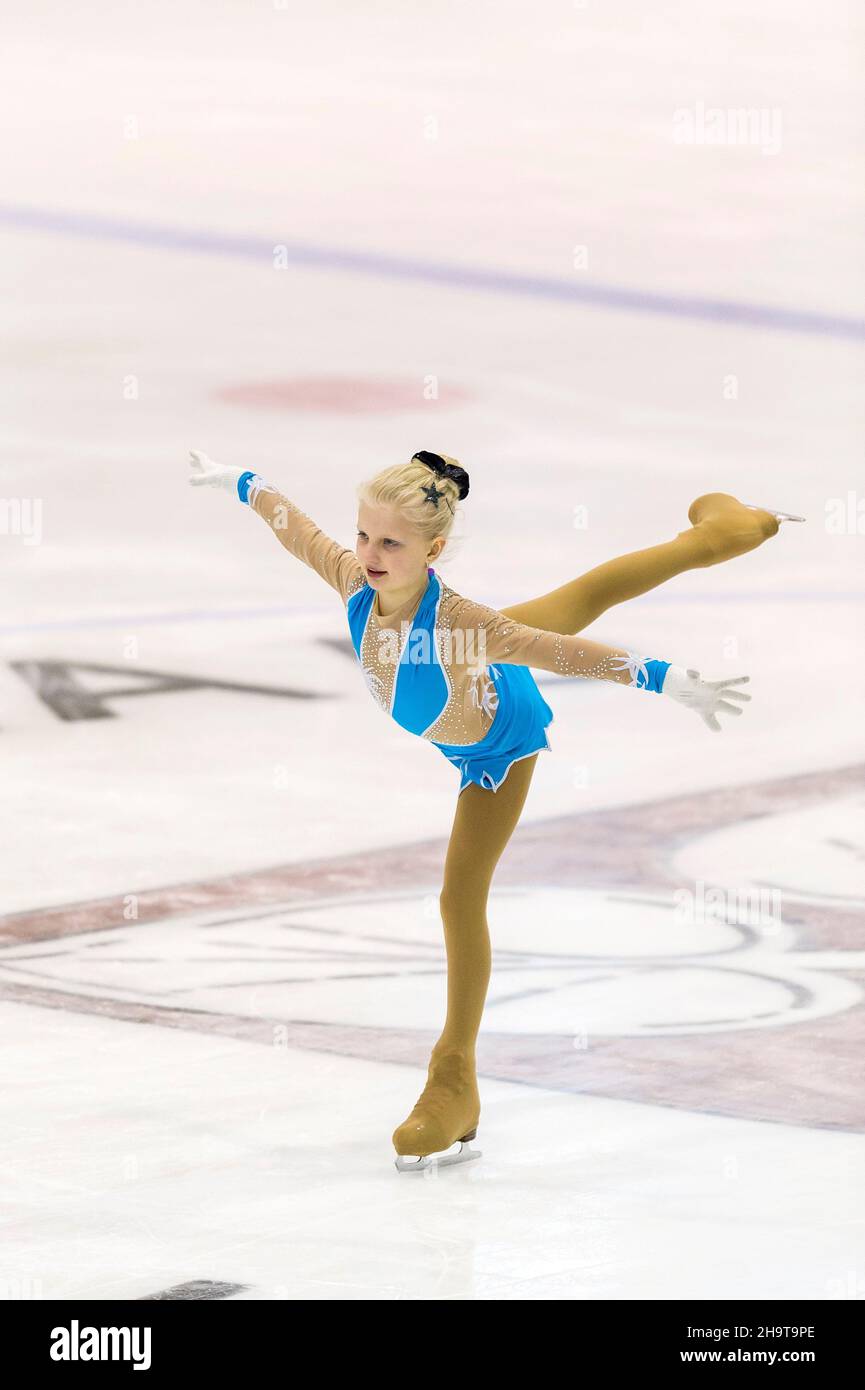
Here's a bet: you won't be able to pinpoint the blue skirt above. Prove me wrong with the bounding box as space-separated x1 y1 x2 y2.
431 663 554 793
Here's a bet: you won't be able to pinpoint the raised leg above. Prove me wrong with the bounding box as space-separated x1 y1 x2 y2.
499 493 781 634
392 754 539 1161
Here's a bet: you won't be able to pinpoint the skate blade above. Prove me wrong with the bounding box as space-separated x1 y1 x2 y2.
743 503 806 523
394 1140 482 1173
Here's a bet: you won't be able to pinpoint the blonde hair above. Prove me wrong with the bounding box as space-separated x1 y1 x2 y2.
356 452 467 561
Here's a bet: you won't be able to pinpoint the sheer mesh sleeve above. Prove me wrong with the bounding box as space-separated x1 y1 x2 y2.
250 486 364 603
447 594 668 690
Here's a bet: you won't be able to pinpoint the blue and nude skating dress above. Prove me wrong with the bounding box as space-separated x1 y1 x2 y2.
247 486 670 794
347 565 558 792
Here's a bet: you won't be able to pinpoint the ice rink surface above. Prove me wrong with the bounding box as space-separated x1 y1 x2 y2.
1 0 863 1299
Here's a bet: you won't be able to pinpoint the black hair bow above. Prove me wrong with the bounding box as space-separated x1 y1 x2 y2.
412 451 470 500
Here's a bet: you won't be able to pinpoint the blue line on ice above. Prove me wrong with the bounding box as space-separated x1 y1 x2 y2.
1 202 863 342
1 591 860 636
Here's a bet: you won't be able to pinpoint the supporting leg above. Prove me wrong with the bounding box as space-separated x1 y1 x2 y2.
437 753 539 1055
392 755 539 1163
499 493 781 635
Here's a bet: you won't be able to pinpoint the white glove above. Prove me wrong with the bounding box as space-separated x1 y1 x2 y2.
662 664 751 732
188 448 245 494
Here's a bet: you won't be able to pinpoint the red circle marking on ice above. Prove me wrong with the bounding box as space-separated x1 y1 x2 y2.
215 377 472 414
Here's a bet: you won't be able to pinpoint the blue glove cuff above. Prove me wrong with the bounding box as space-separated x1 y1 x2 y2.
635 658 671 693
237 470 258 504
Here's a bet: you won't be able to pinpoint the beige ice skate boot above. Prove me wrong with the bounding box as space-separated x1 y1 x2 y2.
392 1048 482 1173
681 493 804 568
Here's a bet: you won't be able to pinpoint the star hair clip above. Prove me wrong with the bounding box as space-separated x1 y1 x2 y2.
421 479 451 510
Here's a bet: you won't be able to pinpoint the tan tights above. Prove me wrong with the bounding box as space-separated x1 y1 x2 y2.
433 494 780 1063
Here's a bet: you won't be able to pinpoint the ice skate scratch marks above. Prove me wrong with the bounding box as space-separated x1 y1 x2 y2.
0 202 863 342
2 759 861 944
0 763 863 1132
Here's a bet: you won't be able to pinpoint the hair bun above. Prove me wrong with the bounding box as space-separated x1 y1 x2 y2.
412 450 469 500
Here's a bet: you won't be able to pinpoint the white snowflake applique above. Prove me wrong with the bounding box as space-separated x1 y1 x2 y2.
608 650 649 687
468 663 501 719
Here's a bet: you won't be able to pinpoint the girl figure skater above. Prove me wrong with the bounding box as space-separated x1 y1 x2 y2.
188 448 803 1172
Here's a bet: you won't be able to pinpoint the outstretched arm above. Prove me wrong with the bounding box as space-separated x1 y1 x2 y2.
188 449 363 601
448 594 751 732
